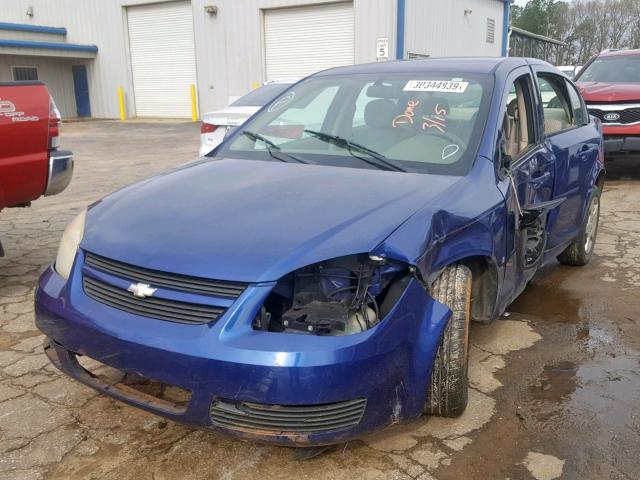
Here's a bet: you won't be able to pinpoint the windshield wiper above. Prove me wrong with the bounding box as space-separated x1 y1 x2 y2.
241 131 310 164
304 129 406 172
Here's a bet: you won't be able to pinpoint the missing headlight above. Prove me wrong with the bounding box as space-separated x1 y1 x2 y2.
253 255 410 336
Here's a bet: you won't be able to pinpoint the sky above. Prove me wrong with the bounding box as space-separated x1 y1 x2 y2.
513 0 571 6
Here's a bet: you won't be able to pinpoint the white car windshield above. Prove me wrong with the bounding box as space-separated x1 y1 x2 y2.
231 83 292 107
221 72 493 175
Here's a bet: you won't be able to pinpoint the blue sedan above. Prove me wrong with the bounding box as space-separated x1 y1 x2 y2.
36 57 604 446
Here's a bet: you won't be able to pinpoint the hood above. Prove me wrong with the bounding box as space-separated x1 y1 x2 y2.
577 82 640 103
82 159 462 282
202 106 259 127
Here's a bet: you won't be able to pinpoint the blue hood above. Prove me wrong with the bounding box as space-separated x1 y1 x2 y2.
82 159 462 282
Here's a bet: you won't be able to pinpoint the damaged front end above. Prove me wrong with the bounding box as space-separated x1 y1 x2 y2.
253 254 414 337
36 251 451 446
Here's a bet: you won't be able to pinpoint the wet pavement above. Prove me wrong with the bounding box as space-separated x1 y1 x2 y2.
1 121 639 480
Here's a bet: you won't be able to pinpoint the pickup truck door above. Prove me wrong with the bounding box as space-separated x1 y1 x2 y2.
0 82 50 209
531 67 600 249
497 67 556 304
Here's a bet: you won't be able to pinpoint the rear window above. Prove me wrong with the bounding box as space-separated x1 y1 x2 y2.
231 84 292 107
578 55 640 83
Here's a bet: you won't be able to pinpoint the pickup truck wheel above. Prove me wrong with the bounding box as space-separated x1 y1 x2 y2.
425 264 471 417
557 186 601 267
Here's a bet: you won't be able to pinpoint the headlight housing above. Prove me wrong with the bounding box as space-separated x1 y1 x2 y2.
253 254 411 336
55 209 86 280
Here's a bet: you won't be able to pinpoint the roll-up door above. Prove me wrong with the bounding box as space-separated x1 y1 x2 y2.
264 2 354 81
127 1 197 117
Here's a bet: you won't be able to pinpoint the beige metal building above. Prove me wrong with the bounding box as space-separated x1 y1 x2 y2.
0 0 510 119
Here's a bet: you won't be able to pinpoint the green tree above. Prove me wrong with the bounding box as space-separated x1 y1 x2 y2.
512 0 556 36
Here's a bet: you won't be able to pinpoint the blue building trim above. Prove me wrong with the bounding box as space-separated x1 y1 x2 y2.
396 0 406 60
0 22 67 36
0 39 97 53
502 0 511 57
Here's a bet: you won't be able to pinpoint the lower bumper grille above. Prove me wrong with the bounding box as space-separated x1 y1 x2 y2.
83 276 225 324
210 398 367 433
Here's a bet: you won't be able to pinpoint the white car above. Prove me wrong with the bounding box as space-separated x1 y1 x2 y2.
556 65 583 79
199 80 296 156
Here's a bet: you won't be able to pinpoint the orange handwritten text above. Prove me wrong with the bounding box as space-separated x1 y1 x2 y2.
421 103 448 133
392 100 420 127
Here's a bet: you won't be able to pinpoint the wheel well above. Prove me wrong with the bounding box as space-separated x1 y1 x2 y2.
595 170 605 190
457 256 498 324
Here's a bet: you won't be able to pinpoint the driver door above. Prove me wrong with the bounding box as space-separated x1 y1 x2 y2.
497 67 556 303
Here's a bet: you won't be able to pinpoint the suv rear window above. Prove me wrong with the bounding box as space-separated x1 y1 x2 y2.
578 55 640 83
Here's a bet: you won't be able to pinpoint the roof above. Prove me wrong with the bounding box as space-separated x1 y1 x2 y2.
510 26 567 47
0 39 97 53
598 49 640 57
0 22 66 36
313 57 553 77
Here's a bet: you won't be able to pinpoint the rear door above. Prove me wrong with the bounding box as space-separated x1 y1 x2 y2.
497 67 556 301
0 82 49 208
531 68 600 249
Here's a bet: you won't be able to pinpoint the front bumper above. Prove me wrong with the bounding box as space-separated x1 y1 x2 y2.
35 262 449 446
602 135 640 153
44 149 74 196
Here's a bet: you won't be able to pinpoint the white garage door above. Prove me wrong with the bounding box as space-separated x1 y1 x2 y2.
127 1 197 118
264 2 354 81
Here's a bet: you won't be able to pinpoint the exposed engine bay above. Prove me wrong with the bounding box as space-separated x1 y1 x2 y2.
253 255 411 336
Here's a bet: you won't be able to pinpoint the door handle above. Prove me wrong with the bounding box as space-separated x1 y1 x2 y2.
579 144 595 159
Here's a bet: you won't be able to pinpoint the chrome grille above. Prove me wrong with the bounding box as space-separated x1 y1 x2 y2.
588 106 640 125
85 252 247 298
210 398 367 433
83 276 225 324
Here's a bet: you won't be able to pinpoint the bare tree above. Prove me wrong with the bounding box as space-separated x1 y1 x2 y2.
513 0 640 64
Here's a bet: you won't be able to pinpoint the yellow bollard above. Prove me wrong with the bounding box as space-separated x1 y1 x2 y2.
117 87 126 121
190 84 198 122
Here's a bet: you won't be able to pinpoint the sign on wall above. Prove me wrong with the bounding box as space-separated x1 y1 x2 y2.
376 37 389 61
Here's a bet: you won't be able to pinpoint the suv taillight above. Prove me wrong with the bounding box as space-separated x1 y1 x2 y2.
48 96 61 150
201 122 217 134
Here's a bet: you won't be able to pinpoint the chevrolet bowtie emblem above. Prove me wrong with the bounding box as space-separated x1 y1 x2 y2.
127 283 157 298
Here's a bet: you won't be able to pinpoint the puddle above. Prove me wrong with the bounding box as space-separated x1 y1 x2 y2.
528 361 579 402
509 280 582 324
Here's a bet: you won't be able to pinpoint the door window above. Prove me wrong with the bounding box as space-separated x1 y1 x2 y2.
565 80 588 126
502 75 535 160
536 74 574 134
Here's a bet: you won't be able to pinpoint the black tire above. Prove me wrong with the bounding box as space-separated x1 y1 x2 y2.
557 186 601 266
425 264 472 417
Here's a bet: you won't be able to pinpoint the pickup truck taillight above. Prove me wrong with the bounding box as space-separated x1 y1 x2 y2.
48 96 61 150
201 122 217 134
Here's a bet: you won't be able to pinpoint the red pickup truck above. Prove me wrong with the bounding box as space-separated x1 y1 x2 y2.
0 81 73 256
575 49 640 155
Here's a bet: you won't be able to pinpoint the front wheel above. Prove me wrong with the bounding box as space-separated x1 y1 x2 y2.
557 186 601 266
425 264 472 417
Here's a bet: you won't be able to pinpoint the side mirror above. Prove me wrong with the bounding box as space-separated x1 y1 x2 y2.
499 137 513 172
502 152 513 172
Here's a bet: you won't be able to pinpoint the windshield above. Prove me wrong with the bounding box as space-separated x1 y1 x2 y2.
218 72 494 175
578 56 640 83
231 83 292 107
